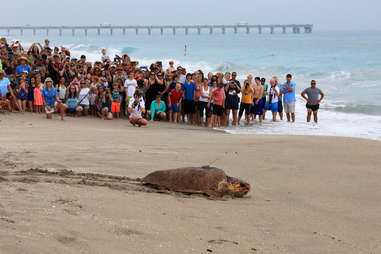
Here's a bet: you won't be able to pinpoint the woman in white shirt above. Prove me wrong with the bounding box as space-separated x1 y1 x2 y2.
77 79 90 116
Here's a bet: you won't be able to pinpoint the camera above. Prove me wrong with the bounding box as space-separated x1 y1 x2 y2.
114 55 122 62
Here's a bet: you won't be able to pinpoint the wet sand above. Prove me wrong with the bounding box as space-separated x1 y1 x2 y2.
0 112 380 254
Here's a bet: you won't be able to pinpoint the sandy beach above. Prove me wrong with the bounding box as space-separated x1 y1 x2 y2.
0 112 380 254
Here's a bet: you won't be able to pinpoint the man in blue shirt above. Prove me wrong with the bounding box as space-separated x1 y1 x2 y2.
182 73 196 124
16 57 31 75
281 74 296 122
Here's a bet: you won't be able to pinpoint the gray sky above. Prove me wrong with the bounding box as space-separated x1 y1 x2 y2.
1 0 380 31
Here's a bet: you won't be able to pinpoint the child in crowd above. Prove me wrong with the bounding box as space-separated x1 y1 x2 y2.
168 83 183 123
17 74 28 112
33 81 43 113
27 76 36 112
111 82 121 119
210 82 225 128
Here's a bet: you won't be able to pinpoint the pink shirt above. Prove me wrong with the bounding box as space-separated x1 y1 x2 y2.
213 88 225 106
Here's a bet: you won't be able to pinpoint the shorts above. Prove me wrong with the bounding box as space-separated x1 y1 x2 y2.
111 102 120 113
264 102 278 113
306 103 319 112
101 103 111 112
284 102 295 113
183 100 195 114
80 104 89 109
67 108 77 113
168 104 179 113
198 101 210 118
278 100 283 113
213 105 223 116
251 98 263 115
45 102 58 114
239 103 251 117
225 96 239 110
153 111 163 121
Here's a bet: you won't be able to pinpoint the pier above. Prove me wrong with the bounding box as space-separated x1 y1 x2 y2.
0 24 313 36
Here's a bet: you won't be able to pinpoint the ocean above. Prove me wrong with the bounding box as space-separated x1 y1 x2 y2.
4 29 381 140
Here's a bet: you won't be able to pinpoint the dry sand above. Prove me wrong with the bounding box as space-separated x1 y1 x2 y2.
0 112 380 254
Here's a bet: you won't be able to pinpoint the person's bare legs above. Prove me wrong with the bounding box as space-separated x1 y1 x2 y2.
169 110 173 122
137 118 147 127
60 103 68 120
307 108 312 122
217 116 221 127
130 115 139 126
291 112 295 122
313 111 318 123
209 115 216 128
286 113 291 122
232 109 238 125
272 111 277 122
226 109 231 126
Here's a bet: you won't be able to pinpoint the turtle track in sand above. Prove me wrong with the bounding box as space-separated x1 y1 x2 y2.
0 168 162 194
0 168 219 199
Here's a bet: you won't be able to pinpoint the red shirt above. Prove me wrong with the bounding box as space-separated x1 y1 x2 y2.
213 88 225 106
169 88 183 105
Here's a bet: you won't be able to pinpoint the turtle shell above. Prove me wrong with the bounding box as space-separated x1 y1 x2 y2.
142 167 230 197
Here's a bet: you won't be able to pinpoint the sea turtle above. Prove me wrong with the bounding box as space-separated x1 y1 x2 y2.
142 166 251 198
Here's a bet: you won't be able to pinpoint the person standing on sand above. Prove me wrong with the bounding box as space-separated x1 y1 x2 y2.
210 82 225 128
251 77 264 123
182 73 196 125
273 76 283 120
301 80 325 123
264 78 280 122
238 77 254 125
281 74 296 122
261 78 268 119
168 83 184 123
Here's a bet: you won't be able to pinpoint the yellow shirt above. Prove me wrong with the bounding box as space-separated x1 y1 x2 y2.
241 87 254 104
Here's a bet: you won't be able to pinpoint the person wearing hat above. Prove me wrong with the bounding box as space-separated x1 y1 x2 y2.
16 56 31 75
166 60 176 73
42 77 67 119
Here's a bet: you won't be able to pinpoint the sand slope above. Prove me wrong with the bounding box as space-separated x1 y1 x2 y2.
0 113 380 254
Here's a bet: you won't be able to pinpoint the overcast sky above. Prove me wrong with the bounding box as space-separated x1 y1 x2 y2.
1 0 380 31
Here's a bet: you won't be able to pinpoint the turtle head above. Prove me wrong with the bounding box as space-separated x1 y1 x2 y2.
227 176 251 197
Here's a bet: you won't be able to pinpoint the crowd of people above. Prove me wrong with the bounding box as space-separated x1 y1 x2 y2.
0 38 325 127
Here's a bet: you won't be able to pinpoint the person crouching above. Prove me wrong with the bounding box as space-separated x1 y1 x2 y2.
128 91 147 127
150 95 166 121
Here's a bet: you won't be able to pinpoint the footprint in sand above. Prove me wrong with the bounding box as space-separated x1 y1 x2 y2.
114 227 144 236
208 239 239 245
55 235 77 245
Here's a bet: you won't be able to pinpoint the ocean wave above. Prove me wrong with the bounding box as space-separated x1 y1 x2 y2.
328 105 381 116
